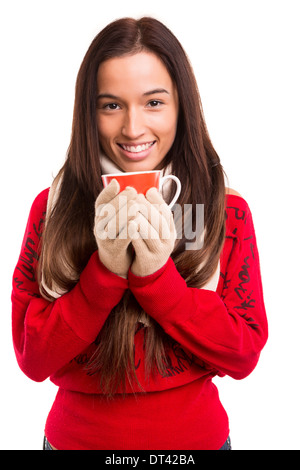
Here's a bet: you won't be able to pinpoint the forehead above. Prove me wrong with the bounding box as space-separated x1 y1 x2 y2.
97 51 175 94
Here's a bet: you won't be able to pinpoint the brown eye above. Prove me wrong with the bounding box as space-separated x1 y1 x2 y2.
147 100 163 108
104 103 120 110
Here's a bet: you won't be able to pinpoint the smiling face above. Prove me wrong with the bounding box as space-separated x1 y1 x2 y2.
96 51 179 172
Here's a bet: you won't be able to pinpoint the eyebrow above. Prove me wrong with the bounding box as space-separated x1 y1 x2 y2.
97 88 170 100
143 88 170 96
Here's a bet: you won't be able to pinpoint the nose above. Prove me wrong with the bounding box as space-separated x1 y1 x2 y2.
121 107 145 140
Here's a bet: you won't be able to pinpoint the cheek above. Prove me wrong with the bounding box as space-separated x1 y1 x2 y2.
96 116 118 142
158 114 178 147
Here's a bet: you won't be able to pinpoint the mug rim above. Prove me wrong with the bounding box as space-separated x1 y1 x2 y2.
102 170 161 177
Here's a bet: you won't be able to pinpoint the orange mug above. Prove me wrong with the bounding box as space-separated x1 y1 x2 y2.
101 170 181 208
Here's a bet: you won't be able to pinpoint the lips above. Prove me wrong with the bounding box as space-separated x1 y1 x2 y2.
117 141 156 154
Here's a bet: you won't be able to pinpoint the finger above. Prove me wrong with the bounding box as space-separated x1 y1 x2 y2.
131 213 164 255
95 186 137 223
130 233 145 256
128 223 147 255
95 181 137 214
112 200 140 238
136 195 172 240
145 187 165 205
96 197 139 240
96 179 120 206
136 212 159 240
146 187 174 225
128 220 139 241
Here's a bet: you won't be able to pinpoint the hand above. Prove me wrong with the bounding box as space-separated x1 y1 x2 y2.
129 188 176 277
94 179 139 278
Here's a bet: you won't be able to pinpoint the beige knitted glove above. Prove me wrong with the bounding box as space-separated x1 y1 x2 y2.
94 179 139 278
129 188 176 277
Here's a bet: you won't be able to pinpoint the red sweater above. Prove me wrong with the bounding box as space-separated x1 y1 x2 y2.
12 189 268 450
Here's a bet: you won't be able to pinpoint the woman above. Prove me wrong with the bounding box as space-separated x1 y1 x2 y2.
12 17 268 450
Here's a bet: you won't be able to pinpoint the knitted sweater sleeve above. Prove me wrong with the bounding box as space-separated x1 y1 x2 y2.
128 196 268 380
11 190 128 382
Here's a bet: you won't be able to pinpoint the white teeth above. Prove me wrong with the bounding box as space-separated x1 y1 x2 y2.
121 142 154 153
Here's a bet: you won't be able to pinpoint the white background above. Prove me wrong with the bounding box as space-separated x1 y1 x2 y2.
1 0 299 450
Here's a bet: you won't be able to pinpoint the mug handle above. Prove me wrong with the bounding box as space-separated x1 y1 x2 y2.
159 175 181 208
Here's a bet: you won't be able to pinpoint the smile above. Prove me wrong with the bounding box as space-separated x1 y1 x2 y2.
118 141 156 154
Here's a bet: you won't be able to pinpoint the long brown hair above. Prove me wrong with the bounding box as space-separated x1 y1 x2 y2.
38 17 226 395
